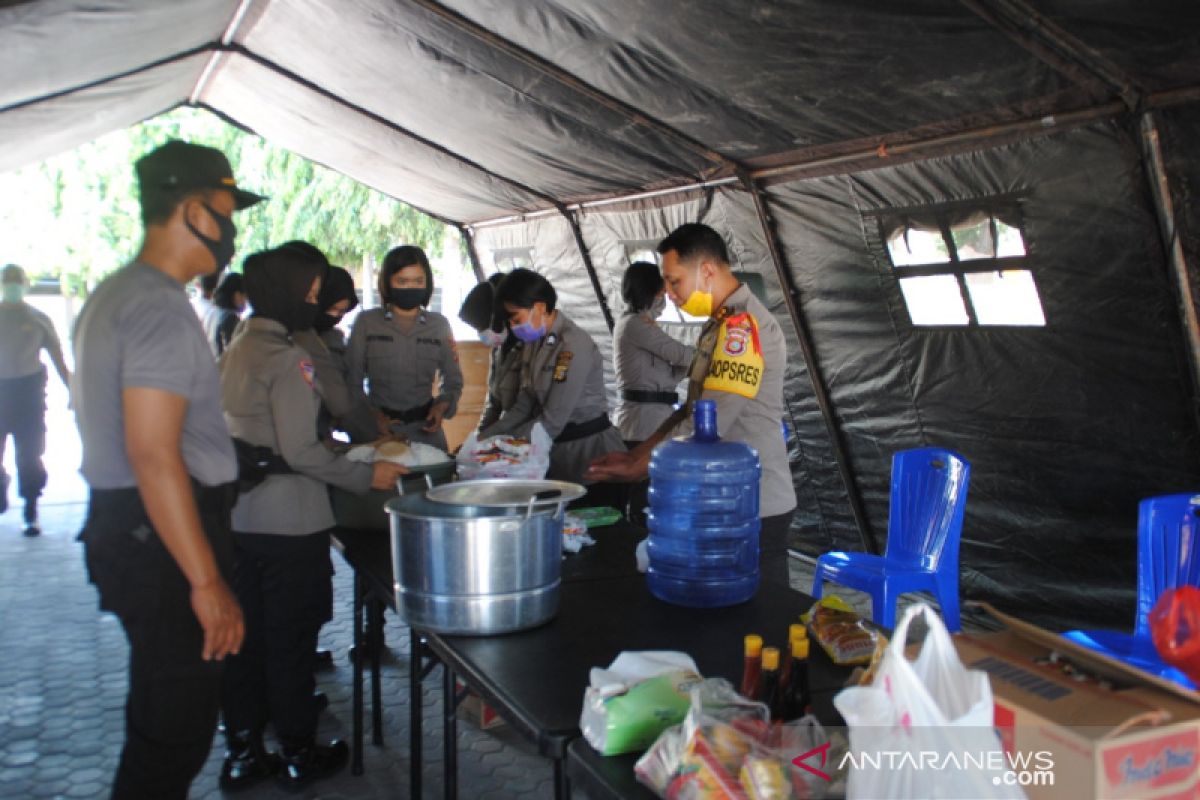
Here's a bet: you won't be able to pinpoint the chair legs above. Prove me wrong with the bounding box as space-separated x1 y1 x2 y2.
871 587 897 630
810 564 826 599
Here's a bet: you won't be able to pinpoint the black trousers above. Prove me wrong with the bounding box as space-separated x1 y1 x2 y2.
221 530 333 746
760 509 797 590
80 481 236 800
0 372 47 502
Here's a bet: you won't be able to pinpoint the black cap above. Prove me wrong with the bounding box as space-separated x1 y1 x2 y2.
136 140 266 210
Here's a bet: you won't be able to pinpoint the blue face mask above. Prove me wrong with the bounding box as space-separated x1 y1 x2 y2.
2 283 25 303
478 328 506 348
511 308 547 342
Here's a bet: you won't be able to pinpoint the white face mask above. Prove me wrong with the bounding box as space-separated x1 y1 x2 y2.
2 283 25 303
479 328 506 348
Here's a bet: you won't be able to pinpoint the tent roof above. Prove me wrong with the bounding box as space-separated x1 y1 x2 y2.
3 0 1199 224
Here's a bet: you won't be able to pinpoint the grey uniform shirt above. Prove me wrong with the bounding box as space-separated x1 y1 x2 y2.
293 328 377 443
220 317 372 534
675 283 797 518
72 262 237 489
477 341 523 431
613 310 693 441
346 309 463 417
481 311 625 483
0 302 61 379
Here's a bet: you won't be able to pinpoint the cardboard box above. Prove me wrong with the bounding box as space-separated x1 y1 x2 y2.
957 604 1200 799
455 680 506 730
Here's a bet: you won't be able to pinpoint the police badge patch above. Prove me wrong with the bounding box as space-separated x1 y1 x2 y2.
553 351 573 382
299 359 316 388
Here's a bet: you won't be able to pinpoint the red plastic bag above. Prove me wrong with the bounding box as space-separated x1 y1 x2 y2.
1150 586 1200 686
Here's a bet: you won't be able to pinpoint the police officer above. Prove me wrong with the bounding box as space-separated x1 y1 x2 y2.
588 224 798 586
72 140 255 799
613 261 693 445
481 268 626 487
0 264 71 536
346 245 463 450
293 264 378 443
458 274 522 431
204 270 245 357
217 246 405 791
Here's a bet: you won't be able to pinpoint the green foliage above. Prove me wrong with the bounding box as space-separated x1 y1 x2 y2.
0 106 454 296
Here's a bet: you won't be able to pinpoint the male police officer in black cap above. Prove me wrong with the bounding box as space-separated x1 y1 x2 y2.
72 140 264 799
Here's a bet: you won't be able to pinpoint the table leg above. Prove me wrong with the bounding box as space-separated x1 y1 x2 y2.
368 596 385 745
443 661 457 800
554 756 571 800
411 628 422 800
351 571 365 776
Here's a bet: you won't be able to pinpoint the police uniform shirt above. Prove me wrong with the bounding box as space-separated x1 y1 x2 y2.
613 310 693 441
481 311 626 483
220 317 372 534
319 327 348 360
677 283 797 518
292 328 377 443
72 262 237 489
0 301 61 379
345 309 464 419
478 342 522 431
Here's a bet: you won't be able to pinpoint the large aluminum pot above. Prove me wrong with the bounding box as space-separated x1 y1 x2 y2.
385 479 585 635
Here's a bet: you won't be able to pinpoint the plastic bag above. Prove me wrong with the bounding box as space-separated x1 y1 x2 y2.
455 422 551 480
636 678 833 799
802 596 878 666
580 651 702 756
1151 586 1200 688
834 604 1023 799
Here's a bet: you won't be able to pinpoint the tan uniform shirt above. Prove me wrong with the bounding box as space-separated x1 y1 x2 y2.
477 341 522 431
0 302 59 379
613 310 692 441
220 317 372 534
481 311 625 483
293 328 377 443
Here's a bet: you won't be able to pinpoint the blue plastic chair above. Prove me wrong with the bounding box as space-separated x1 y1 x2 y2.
811 448 970 632
1063 493 1200 689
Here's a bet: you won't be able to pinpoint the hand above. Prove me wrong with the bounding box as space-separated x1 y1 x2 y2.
585 451 649 483
374 410 392 436
190 579 244 661
372 460 410 490
422 400 450 433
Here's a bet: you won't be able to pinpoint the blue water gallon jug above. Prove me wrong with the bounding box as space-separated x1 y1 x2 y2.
646 399 761 607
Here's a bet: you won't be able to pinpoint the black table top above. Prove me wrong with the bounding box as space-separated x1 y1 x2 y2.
422 572 848 760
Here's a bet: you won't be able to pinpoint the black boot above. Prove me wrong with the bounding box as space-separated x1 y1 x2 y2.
219 729 280 792
22 498 38 537
278 738 349 789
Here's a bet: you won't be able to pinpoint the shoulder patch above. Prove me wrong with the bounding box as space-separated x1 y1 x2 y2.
553 350 573 382
298 359 316 389
703 312 764 399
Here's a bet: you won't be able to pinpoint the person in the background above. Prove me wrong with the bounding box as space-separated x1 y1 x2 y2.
346 245 462 451
217 246 406 790
458 274 521 431
294 264 377 443
0 264 71 536
480 268 626 488
205 271 246 357
613 261 693 446
193 269 221 323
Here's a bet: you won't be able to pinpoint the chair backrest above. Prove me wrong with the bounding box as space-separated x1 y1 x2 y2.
1134 493 1200 639
884 448 971 571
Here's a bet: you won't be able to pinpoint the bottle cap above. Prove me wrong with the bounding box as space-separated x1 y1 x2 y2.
789 623 807 641
744 634 763 657
761 647 780 670
792 637 810 659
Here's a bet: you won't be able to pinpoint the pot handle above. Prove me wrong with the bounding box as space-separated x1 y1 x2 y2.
525 489 562 520
394 472 435 497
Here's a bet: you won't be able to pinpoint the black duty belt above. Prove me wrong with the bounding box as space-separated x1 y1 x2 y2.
621 389 679 406
232 438 296 493
555 413 612 444
381 399 434 424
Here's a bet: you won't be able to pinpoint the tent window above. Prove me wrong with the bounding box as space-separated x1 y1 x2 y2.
492 247 534 272
623 239 661 266
882 210 1043 328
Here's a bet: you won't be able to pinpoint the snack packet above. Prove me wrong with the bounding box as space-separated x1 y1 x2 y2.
802 596 877 666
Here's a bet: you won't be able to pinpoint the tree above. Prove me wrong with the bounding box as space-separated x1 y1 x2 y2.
0 105 458 296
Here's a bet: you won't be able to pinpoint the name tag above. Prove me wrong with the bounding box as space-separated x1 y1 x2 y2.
367 335 394 342
416 337 441 346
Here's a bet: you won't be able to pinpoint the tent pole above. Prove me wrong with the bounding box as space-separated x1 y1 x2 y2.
1138 111 1200 423
456 225 485 282
739 170 880 555
555 207 614 332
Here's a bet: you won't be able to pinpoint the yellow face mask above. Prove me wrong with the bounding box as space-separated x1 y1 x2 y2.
678 266 713 317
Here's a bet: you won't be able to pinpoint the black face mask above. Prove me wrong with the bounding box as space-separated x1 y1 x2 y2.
313 312 341 333
388 287 425 310
185 203 236 271
286 301 320 333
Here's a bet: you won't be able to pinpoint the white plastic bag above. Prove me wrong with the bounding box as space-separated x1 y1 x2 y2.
834 604 1024 799
456 422 551 480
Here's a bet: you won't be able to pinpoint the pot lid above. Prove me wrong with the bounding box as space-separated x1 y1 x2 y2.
426 479 586 509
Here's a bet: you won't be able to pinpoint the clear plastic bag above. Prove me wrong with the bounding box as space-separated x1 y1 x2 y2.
456 422 551 480
636 678 831 799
